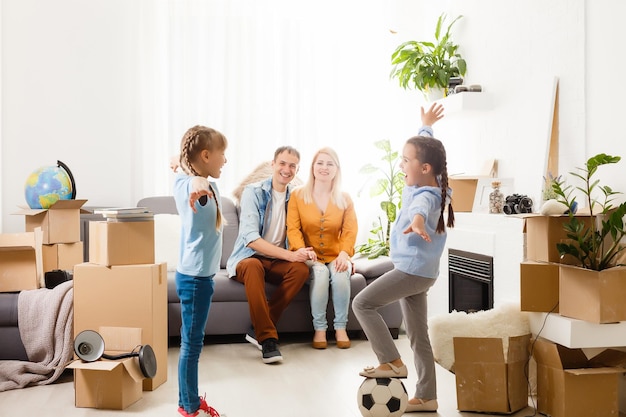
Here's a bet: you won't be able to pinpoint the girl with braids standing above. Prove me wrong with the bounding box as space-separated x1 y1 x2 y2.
352 133 454 413
174 125 227 417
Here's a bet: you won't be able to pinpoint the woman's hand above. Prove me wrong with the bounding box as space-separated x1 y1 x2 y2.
334 251 351 273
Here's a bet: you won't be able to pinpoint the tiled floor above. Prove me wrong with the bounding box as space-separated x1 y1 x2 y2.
0 332 551 416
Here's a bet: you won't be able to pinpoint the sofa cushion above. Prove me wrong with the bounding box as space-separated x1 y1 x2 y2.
154 213 181 272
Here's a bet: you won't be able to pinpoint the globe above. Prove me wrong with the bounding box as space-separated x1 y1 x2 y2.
24 161 76 209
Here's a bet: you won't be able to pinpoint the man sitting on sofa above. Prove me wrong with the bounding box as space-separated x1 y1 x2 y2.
226 146 313 364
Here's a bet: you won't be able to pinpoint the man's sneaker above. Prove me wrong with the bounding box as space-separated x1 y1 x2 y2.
261 338 283 364
178 395 222 417
245 327 262 351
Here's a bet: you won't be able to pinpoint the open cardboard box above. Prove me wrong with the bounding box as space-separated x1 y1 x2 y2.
0 228 44 291
521 213 594 263
453 334 531 414
14 199 87 244
73 262 167 390
66 327 145 410
532 337 626 417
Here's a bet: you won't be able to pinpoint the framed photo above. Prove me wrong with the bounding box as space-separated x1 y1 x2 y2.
472 178 514 213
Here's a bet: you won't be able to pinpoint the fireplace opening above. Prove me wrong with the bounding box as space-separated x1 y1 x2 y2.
448 249 494 313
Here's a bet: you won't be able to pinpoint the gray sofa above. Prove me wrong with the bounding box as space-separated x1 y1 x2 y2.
136 195 403 340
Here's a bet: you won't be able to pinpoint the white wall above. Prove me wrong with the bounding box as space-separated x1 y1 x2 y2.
2 0 626 236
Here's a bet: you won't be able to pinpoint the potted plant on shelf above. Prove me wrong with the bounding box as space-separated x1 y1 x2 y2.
550 153 626 323
390 13 467 101
355 139 405 259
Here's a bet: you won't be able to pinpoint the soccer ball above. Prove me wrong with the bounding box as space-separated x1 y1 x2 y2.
357 377 408 417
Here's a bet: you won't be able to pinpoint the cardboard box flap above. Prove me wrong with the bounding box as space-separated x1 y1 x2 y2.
13 199 88 215
588 349 626 368
99 326 143 352
564 367 625 376
532 338 589 369
453 337 505 363
0 229 42 250
66 356 142 381
506 334 532 363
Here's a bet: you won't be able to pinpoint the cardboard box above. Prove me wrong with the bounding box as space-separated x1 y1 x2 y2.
453 334 531 414
73 262 167 390
0 229 44 291
523 214 593 263
14 199 87 244
42 242 83 272
533 338 626 417
89 220 155 266
559 264 626 324
448 177 480 212
520 261 559 313
67 327 145 409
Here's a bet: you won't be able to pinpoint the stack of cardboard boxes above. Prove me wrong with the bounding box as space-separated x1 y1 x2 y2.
520 213 626 417
71 214 168 410
4 200 87 292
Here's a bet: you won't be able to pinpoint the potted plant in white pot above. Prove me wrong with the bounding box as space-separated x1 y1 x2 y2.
390 13 467 101
550 153 626 323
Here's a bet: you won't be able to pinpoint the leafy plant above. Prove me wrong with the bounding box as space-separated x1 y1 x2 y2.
390 13 467 98
356 139 405 259
551 153 626 271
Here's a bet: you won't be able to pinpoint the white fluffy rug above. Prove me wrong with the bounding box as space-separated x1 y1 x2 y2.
428 303 531 372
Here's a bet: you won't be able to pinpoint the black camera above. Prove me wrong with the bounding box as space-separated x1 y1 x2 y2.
503 194 533 215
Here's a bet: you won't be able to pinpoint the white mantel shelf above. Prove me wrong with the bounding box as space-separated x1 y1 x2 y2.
434 91 493 113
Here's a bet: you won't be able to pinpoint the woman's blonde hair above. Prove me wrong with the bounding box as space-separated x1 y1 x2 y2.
179 125 228 230
301 147 346 209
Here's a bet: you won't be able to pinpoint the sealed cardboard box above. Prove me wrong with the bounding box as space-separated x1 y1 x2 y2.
0 229 44 291
533 338 626 417
520 261 559 313
89 220 154 266
523 214 593 263
559 264 626 324
14 199 87 244
67 327 145 409
453 334 530 414
73 262 167 390
42 242 83 273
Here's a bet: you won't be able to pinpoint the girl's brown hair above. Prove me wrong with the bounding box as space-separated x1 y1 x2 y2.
179 125 228 230
406 135 455 233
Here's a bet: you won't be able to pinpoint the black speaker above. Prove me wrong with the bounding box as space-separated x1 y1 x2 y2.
74 330 157 378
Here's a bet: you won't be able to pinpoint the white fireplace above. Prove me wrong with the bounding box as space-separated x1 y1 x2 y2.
428 212 526 318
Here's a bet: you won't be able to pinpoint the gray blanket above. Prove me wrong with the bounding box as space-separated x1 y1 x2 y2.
0 280 74 392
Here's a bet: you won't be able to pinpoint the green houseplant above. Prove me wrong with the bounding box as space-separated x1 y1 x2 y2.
390 13 467 99
551 153 626 271
356 139 405 259
549 153 626 323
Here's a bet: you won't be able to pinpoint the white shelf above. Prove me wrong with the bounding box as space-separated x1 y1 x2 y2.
528 312 626 348
435 92 493 112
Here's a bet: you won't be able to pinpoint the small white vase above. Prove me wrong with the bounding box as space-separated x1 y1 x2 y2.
424 87 446 102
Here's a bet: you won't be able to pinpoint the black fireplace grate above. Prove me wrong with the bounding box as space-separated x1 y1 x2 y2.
448 249 494 313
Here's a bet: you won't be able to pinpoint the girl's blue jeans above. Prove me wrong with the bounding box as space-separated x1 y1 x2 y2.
176 271 215 414
309 260 351 331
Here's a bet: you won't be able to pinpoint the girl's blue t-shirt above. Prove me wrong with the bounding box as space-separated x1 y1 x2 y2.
173 173 223 277
390 185 447 279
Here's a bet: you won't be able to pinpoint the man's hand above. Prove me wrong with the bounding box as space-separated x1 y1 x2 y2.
421 102 445 127
290 247 316 263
